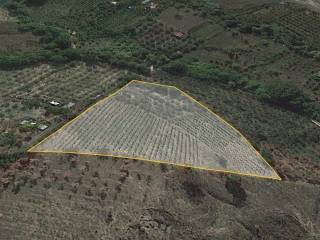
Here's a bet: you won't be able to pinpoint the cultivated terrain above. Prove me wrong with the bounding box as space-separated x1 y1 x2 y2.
29 80 279 179
0 0 319 239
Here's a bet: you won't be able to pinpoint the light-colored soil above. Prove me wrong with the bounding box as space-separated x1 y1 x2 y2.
0 8 16 22
292 0 320 11
29 81 279 179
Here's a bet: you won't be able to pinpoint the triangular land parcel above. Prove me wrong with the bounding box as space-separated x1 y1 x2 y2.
29 80 280 180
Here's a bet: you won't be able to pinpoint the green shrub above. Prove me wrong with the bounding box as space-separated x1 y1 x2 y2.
255 81 307 113
49 54 68 63
163 59 245 87
0 150 24 167
23 99 41 109
260 148 274 166
311 72 320 82
26 0 48 7
163 61 188 75
0 133 17 147
19 123 37 132
45 106 70 115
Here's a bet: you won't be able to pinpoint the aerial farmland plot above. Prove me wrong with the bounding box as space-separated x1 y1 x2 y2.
158 7 205 33
29 80 280 180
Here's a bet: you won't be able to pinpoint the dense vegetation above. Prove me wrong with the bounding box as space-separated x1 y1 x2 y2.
163 59 320 119
1 0 162 74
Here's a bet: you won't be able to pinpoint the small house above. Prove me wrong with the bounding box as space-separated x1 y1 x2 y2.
38 124 48 131
50 101 60 106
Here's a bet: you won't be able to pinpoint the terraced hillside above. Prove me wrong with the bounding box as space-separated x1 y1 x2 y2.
29 81 279 179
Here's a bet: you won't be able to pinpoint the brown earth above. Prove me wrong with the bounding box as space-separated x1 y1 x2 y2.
0 154 319 240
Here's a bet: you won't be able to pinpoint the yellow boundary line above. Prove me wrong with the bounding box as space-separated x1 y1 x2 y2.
28 80 281 181
28 80 134 152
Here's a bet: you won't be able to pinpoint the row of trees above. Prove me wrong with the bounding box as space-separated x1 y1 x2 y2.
163 59 319 119
163 59 246 87
0 47 151 75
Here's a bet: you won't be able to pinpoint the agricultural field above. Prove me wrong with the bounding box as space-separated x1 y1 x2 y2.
183 8 320 102
136 20 198 54
0 0 317 182
0 62 125 166
238 2 320 44
0 0 317 181
152 73 320 184
29 81 279 179
294 0 320 10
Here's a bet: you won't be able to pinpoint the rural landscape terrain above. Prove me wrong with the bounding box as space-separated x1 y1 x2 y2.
29 80 280 179
0 0 319 239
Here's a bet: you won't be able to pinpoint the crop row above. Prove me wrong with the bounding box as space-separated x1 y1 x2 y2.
34 83 276 177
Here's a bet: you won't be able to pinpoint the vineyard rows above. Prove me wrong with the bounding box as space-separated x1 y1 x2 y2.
31 81 279 179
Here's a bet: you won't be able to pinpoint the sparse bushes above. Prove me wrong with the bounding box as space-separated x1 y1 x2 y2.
12 181 21 194
45 105 70 116
23 99 41 109
160 163 168 172
225 176 247 208
99 188 107 200
0 150 24 168
57 183 64 190
310 72 320 82
182 181 205 204
85 188 93 196
260 148 274 166
43 180 52 189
